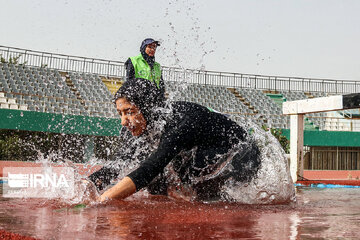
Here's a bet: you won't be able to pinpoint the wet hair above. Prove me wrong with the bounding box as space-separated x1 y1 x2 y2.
113 78 165 123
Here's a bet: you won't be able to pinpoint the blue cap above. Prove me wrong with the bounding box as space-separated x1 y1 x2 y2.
142 38 160 46
140 38 160 52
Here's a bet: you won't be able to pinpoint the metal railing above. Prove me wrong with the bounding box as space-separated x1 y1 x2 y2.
1 45 359 93
0 45 126 78
162 68 360 93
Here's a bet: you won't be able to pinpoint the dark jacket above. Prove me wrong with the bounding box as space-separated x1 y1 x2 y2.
89 101 261 200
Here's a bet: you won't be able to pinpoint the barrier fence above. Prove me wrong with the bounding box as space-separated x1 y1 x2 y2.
1 45 359 93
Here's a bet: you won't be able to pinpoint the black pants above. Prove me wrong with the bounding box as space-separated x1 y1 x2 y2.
194 143 261 200
148 143 261 201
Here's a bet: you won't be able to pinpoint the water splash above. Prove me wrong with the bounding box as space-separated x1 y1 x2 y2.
106 84 295 204
152 105 295 204
221 122 295 204
3 136 106 205
160 0 217 70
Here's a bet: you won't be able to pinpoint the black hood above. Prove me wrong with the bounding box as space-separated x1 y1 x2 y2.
140 47 154 69
140 38 160 69
113 78 165 124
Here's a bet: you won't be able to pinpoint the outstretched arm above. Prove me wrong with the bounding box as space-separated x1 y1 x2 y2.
88 166 121 191
98 110 196 202
98 176 136 202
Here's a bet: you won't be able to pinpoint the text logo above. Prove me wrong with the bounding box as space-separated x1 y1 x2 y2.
3 167 75 199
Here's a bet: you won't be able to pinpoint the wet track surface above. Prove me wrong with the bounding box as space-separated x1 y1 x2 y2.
1 187 360 239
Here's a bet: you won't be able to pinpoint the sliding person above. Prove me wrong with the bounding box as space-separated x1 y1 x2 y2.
88 78 262 202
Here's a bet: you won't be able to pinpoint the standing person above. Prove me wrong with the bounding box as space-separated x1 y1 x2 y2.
124 38 165 101
88 78 264 202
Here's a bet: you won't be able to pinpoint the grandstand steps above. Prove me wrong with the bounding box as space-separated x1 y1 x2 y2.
263 90 279 94
227 88 245 101
304 92 315 98
59 71 68 77
227 87 256 112
243 101 255 109
101 77 123 95
241 100 257 112
63 74 87 107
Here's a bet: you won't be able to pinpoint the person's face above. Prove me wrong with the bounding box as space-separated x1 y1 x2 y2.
145 43 157 57
116 97 147 136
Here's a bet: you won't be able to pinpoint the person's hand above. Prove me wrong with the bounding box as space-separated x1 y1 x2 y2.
72 179 99 204
97 193 110 203
96 177 136 203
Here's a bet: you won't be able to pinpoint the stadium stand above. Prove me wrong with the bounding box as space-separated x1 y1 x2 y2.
1 60 358 130
235 88 288 128
166 81 249 112
1 45 359 131
1 45 360 170
2 58 360 132
0 63 119 118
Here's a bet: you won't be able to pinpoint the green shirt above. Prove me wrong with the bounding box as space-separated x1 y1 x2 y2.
130 54 162 88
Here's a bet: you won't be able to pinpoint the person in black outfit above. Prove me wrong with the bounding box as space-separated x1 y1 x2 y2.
89 78 261 202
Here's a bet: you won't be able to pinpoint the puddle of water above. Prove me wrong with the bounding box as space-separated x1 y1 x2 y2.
1 186 360 240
